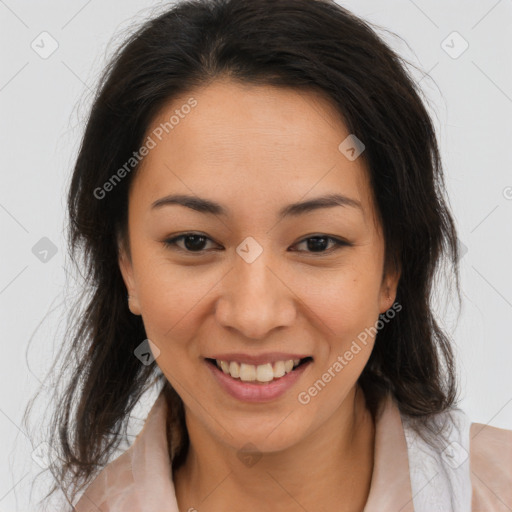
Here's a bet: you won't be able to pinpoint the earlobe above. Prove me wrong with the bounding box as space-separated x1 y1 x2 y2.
118 243 142 316
379 267 401 314
379 288 394 313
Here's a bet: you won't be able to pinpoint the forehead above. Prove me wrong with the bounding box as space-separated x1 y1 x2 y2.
130 79 376 225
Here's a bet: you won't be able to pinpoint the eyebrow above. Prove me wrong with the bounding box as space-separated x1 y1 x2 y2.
150 193 363 218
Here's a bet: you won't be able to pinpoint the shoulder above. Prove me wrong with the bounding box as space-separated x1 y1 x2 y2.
470 422 512 511
398 400 512 511
73 445 139 512
73 389 174 512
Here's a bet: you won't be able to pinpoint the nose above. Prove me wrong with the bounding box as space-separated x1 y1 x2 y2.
214 254 296 340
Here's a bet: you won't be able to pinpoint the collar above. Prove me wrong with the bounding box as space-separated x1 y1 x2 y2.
74 389 417 512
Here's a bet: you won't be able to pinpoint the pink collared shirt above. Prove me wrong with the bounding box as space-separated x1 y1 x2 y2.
73 390 512 511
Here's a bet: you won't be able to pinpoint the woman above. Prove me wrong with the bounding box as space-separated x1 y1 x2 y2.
35 0 511 510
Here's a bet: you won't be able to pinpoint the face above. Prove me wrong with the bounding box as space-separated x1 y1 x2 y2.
118 78 400 454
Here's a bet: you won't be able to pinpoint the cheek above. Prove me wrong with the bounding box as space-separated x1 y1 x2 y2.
299 262 383 334
138 277 198 340
132 253 218 355
293 263 384 383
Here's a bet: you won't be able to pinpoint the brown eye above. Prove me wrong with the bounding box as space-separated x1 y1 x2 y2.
163 233 219 253
162 233 350 255
290 236 349 254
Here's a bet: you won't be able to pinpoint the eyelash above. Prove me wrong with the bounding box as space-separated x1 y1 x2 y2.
162 233 350 255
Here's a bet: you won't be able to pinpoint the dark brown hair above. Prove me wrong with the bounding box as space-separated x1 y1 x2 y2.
25 0 461 508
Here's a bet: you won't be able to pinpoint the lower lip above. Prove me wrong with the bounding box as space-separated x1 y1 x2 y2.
205 359 312 403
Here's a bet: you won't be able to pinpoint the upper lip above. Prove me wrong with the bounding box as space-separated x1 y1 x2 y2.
207 352 312 366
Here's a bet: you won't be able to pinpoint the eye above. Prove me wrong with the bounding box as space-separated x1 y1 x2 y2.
290 235 350 254
162 233 221 253
162 233 350 255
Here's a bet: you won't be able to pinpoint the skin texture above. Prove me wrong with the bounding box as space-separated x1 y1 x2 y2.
118 78 400 512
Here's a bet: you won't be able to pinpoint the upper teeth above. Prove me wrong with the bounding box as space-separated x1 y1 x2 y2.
216 359 302 382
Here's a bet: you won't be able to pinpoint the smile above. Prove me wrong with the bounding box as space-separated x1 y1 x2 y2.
205 357 313 402
210 358 312 383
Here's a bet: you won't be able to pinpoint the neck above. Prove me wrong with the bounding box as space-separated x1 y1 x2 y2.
173 385 375 512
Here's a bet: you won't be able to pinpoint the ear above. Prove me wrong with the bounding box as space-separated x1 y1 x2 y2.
118 235 142 316
378 262 401 314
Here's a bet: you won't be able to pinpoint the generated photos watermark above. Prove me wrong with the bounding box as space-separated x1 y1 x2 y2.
297 301 402 405
93 97 197 200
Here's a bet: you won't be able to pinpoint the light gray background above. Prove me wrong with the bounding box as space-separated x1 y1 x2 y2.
1 0 511 510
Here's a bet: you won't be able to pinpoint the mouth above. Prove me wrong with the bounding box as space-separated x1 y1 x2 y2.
205 356 313 385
